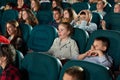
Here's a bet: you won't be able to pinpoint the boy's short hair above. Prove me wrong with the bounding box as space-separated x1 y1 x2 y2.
64 66 85 80
95 37 110 49
52 6 63 14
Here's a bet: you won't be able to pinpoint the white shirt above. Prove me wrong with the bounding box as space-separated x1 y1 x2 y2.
48 37 79 60
71 20 97 33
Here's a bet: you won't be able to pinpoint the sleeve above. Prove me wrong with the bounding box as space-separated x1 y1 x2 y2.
98 55 113 68
70 40 79 60
80 20 97 33
70 20 76 27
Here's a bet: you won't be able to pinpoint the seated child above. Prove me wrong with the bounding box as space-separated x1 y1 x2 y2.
78 37 113 68
48 22 79 60
71 10 97 33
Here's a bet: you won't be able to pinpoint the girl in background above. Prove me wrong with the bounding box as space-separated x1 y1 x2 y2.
6 20 27 55
18 8 39 27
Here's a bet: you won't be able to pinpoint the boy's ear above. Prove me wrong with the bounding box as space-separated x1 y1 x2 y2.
102 46 107 51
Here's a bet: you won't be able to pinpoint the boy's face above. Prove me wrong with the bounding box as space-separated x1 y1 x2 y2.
97 1 104 9
53 10 61 21
114 4 120 13
91 40 107 52
63 73 74 80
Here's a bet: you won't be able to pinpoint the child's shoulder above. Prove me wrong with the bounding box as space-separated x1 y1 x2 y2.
68 38 77 43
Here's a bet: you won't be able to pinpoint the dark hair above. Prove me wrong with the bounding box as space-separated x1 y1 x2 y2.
0 44 16 65
6 2 15 8
64 66 85 80
95 37 110 53
95 37 110 51
52 0 62 9
21 8 39 26
63 8 74 22
64 8 73 17
52 6 63 14
59 22 74 36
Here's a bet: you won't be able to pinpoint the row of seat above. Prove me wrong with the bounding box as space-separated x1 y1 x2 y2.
0 48 118 80
1 17 120 71
1 8 120 35
27 24 120 72
0 9 102 35
20 52 113 80
40 2 112 14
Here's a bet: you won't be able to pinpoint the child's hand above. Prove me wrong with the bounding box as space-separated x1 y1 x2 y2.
90 50 104 57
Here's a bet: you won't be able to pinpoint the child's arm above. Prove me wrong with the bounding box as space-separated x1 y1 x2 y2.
90 50 112 67
77 50 91 60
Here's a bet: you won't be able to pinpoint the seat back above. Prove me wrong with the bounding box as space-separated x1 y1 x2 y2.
85 30 120 70
0 0 7 7
27 25 58 52
36 10 53 24
40 2 52 10
104 13 120 31
90 3 97 11
0 10 2 34
7 0 17 4
62 2 71 9
15 50 24 69
91 12 102 29
21 52 61 80
19 23 33 43
59 60 112 80
71 2 90 14
104 3 112 13
71 28 89 53
117 75 120 80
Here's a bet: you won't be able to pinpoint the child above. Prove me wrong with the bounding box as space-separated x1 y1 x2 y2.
0 44 21 80
63 66 85 80
114 3 120 13
92 0 106 17
48 22 79 60
71 10 97 33
78 37 113 68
